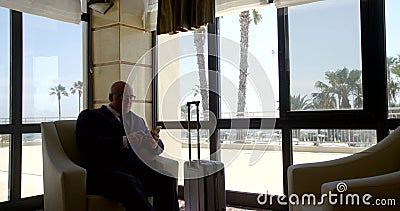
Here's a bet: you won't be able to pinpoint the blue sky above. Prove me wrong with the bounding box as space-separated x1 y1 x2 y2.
289 0 362 97
386 0 400 57
0 7 10 121
289 0 400 98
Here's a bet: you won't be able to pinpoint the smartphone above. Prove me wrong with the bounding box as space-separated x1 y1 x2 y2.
152 126 162 133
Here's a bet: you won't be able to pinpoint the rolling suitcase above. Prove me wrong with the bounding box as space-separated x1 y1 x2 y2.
184 101 226 211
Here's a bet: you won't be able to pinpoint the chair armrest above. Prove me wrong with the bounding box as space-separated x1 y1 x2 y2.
321 171 400 211
43 156 87 211
289 128 400 198
288 148 400 196
288 152 368 196
42 122 87 211
288 129 400 211
150 156 179 178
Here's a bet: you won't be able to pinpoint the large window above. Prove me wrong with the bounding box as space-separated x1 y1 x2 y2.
386 0 400 118
18 13 83 199
221 129 283 195
154 0 395 210
0 8 10 124
157 28 212 188
288 0 362 111
0 135 10 202
157 27 210 121
218 5 282 195
23 13 83 123
0 7 10 203
157 5 281 196
220 6 279 118
0 8 85 208
21 133 43 198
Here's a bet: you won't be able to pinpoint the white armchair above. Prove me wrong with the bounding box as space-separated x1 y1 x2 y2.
288 127 400 211
41 120 125 211
41 120 179 211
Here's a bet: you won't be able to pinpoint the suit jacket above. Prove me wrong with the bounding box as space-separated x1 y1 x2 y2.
75 105 164 172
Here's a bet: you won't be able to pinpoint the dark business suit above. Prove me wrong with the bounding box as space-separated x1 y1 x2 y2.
76 105 179 211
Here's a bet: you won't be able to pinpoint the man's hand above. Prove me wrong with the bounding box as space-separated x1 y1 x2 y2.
127 131 146 145
143 133 158 148
127 130 158 149
151 126 161 143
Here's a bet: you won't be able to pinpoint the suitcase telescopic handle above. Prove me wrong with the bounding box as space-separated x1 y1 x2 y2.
187 101 200 162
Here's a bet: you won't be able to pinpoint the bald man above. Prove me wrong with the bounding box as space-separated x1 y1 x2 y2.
75 81 179 211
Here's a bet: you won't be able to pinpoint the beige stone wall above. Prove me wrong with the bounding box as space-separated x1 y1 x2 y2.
91 0 153 126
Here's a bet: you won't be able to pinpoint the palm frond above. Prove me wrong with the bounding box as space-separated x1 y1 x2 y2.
252 9 263 25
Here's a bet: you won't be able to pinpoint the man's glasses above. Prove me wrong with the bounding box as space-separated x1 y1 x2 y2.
112 93 136 101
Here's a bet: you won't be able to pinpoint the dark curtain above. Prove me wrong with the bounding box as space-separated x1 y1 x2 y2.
157 0 215 35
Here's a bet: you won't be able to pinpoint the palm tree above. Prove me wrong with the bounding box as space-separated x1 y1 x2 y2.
291 94 313 111
312 81 337 109
193 27 209 117
388 80 399 106
236 10 262 140
70 80 83 112
313 68 361 143
347 69 363 108
352 82 363 109
237 9 262 117
387 56 400 106
50 84 69 120
313 67 362 109
192 84 204 102
291 94 312 140
388 55 400 76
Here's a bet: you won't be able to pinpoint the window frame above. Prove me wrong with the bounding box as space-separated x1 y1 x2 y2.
152 0 395 210
0 9 90 210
